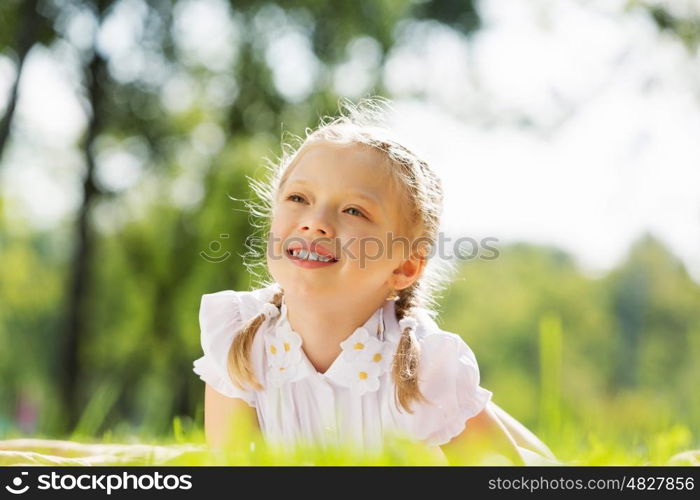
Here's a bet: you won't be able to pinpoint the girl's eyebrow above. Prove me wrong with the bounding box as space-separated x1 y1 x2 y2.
286 179 382 209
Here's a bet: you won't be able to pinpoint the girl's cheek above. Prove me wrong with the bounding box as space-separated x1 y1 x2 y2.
268 226 284 257
269 216 289 236
343 234 387 266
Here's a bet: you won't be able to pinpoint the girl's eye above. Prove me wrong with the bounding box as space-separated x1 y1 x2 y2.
286 194 306 203
344 207 366 218
286 194 366 219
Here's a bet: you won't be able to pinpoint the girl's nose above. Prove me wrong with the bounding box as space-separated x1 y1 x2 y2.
300 213 334 237
300 223 333 237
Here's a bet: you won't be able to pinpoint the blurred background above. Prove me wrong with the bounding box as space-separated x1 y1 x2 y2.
1 0 699 463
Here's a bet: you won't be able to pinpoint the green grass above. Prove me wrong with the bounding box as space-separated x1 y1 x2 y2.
1 415 698 466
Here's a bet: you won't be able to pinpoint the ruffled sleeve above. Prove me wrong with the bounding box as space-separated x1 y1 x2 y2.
192 290 263 408
408 331 493 447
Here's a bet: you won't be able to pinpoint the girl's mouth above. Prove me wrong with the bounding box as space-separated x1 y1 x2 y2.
286 247 339 268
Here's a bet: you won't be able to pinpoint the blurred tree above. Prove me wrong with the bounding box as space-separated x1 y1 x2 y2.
0 0 57 163
607 233 700 394
55 0 116 432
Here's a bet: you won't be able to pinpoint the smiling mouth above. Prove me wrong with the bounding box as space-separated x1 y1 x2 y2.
286 247 339 263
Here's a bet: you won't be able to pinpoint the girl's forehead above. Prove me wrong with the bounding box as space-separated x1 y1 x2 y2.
297 140 385 166
284 141 393 187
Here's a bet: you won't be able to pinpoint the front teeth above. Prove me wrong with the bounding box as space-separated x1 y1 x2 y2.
290 248 334 262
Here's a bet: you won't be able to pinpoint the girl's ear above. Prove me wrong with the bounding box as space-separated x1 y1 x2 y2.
391 255 426 291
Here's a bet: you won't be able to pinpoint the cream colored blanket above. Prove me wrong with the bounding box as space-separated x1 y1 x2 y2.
0 439 207 466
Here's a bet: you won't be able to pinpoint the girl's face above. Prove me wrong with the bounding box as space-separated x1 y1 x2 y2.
268 141 418 305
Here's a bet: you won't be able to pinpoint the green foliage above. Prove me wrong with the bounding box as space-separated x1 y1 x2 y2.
438 236 700 462
1 415 697 466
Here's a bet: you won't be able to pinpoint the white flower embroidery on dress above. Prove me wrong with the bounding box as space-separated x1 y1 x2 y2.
338 326 394 396
362 338 394 373
339 327 381 362
265 328 303 387
348 361 381 395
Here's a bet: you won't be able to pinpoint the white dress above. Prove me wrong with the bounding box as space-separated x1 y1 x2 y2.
192 282 493 453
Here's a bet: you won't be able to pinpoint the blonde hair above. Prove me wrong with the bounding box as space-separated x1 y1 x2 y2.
228 97 455 413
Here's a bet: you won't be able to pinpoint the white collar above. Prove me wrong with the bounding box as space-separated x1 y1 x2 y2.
262 293 402 394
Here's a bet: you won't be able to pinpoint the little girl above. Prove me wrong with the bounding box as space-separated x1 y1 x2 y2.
193 98 558 465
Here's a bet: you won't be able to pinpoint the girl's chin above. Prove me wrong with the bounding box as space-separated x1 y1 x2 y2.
278 278 342 295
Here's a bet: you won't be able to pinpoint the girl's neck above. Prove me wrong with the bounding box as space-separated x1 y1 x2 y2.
283 292 386 372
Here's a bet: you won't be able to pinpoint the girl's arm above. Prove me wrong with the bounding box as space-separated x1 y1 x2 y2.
439 404 526 465
204 383 259 451
489 402 557 460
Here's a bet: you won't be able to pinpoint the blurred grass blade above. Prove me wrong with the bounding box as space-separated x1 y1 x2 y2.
71 379 121 439
539 312 562 442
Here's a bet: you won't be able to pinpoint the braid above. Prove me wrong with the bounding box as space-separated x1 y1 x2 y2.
227 290 284 392
392 284 430 414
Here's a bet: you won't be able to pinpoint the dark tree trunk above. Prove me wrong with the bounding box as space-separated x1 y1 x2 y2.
59 51 106 432
0 0 40 164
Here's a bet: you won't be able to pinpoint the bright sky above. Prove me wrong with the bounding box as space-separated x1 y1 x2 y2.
1 0 699 282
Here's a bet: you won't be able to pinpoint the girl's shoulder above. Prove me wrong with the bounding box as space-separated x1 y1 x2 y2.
398 308 493 447
384 304 479 365
408 308 476 357
193 283 281 405
199 282 281 328
392 306 487 403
